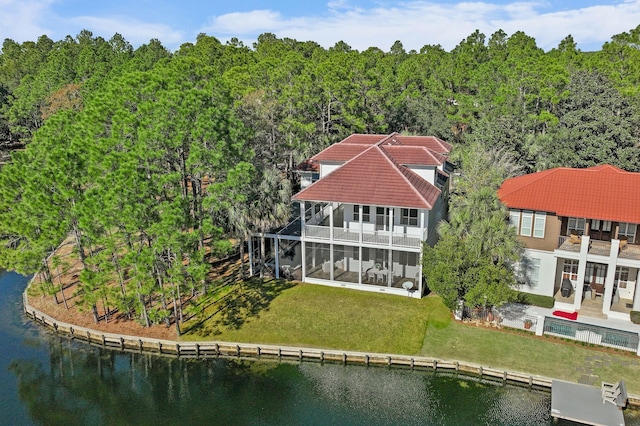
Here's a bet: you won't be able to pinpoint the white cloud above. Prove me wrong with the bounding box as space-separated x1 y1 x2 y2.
2 0 640 52
68 16 184 46
206 10 287 34
205 0 640 52
0 0 53 42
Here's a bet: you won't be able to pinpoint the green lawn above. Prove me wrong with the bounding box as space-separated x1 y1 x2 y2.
182 279 640 393
182 279 435 354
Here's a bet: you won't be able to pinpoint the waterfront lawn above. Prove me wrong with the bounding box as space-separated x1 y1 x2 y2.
182 279 640 394
182 279 439 355
420 320 640 393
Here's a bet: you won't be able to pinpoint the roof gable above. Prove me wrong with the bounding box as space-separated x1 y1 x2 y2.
498 165 640 223
293 144 441 209
382 145 446 166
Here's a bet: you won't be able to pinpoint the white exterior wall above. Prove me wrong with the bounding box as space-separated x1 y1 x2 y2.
518 249 558 297
344 204 426 237
406 166 436 186
617 267 637 301
425 198 445 247
319 162 342 178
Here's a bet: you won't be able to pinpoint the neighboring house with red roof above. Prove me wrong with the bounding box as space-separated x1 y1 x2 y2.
252 133 452 298
498 165 640 321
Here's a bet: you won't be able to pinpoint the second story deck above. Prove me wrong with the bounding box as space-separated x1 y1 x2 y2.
556 236 640 263
303 203 427 249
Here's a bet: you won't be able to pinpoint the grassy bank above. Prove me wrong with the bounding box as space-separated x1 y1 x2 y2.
182 279 640 393
182 279 437 354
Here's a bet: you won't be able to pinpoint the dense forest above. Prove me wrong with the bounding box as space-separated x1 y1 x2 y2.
1 26 639 329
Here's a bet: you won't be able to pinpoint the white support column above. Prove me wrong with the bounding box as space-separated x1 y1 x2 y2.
329 203 334 241
390 208 394 246
417 257 423 296
602 239 620 316
248 237 254 276
300 201 306 282
634 269 640 311
274 237 280 279
535 315 544 336
358 246 363 285
388 209 394 287
358 204 363 244
573 236 590 311
300 201 306 238
329 242 334 281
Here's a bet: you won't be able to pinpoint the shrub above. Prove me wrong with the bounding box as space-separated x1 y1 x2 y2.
631 311 640 324
516 291 555 308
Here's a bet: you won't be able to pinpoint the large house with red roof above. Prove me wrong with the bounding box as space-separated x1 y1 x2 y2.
253 133 452 297
498 165 640 320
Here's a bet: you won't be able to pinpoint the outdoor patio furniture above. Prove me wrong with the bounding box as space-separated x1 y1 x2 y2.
366 268 376 282
322 261 331 274
583 285 592 300
620 239 628 250
375 268 388 283
561 278 572 297
601 381 627 407
569 234 581 244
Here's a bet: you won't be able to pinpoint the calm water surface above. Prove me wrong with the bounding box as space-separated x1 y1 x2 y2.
2 269 639 425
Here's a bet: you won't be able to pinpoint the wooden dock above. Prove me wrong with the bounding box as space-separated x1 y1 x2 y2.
551 380 626 425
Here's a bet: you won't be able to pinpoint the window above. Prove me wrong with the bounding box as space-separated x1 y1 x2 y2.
400 208 418 226
615 267 629 289
619 222 636 241
520 211 533 237
567 217 585 235
362 247 371 261
591 219 600 231
509 210 520 228
528 258 541 288
562 259 579 281
396 251 418 266
353 205 370 222
533 212 546 238
602 221 612 232
375 207 389 230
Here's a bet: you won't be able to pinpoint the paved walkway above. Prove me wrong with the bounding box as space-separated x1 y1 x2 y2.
496 302 640 386
522 304 640 334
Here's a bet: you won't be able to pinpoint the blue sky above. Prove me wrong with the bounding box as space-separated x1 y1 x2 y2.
2 0 639 52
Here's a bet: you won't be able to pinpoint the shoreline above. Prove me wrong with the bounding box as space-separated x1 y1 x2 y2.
22 285 640 408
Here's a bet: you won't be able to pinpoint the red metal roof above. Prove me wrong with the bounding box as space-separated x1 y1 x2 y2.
330 133 453 154
386 134 453 155
383 145 446 166
339 134 390 145
311 143 370 162
498 165 640 223
293 133 450 209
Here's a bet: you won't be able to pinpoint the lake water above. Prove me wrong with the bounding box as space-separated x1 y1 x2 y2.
2 269 638 425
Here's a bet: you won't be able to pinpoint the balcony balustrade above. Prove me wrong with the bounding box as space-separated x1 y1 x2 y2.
304 224 424 248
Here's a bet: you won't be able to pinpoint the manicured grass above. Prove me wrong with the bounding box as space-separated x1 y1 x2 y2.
182 279 640 393
182 279 436 354
421 321 640 393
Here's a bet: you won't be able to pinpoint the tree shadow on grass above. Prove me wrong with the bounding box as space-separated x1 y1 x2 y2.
183 278 296 337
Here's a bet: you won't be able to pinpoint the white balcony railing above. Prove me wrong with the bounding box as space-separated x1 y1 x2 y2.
305 225 330 239
304 225 423 248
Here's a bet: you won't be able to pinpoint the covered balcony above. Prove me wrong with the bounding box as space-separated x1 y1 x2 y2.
553 258 639 319
302 202 428 249
556 217 640 262
304 242 422 295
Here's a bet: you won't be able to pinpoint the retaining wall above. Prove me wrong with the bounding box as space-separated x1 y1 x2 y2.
22 292 640 407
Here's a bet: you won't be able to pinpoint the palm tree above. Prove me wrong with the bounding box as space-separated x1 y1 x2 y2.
248 166 292 278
